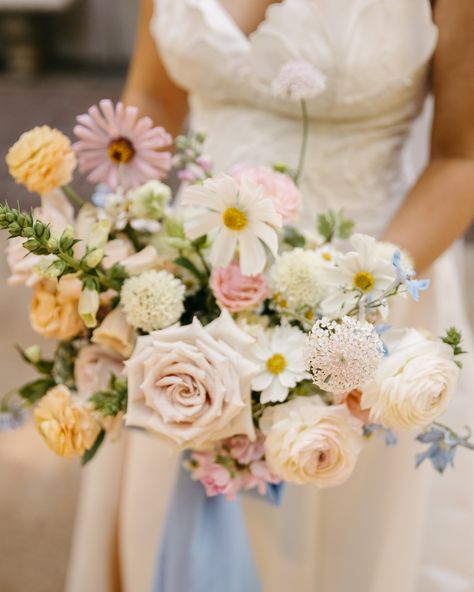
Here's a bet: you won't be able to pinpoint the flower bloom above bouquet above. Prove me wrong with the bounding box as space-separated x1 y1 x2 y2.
1 79 472 499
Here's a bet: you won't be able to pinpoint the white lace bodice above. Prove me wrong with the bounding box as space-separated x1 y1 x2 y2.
152 0 438 234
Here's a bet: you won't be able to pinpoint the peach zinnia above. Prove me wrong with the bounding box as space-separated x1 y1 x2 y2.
74 100 172 190
6 126 77 195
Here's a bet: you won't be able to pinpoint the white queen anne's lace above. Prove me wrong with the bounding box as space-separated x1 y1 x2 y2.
121 270 185 332
305 316 384 395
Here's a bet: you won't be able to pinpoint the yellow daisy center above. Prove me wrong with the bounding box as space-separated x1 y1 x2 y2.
266 353 287 375
353 270 375 292
108 137 135 164
222 207 248 231
321 251 332 262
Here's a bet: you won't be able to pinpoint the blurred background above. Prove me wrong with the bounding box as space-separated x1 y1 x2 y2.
0 2 472 591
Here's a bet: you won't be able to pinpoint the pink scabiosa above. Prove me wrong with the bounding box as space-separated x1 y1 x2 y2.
73 100 172 191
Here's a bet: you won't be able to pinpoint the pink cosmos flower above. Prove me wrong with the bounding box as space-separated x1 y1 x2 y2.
210 261 269 313
73 100 172 191
233 165 302 225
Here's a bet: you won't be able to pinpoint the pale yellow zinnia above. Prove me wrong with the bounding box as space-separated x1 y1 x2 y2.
6 126 77 195
34 385 101 459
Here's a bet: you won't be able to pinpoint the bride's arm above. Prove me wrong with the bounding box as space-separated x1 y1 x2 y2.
122 0 189 136
383 0 474 271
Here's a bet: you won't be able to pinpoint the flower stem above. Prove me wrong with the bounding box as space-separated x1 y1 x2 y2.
62 185 85 209
294 99 309 184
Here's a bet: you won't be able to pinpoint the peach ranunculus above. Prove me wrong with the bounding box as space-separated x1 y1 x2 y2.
34 385 100 459
210 262 269 313
92 307 136 358
30 276 84 340
6 189 74 287
261 397 363 487
75 344 125 399
125 310 259 448
361 329 460 430
6 126 77 195
233 165 302 225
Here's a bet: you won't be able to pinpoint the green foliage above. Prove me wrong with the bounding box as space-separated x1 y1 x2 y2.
81 430 106 466
317 209 355 243
174 256 207 284
90 375 128 417
282 226 306 248
18 378 56 403
442 327 467 367
52 341 77 389
0 203 129 292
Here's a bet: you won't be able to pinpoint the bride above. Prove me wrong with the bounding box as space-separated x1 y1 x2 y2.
66 1 474 591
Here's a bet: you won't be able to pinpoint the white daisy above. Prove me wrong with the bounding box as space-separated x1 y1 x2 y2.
181 174 282 276
320 234 395 317
251 325 309 404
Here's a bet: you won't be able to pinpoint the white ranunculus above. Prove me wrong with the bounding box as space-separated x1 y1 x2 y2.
125 310 259 448
361 329 460 430
261 397 363 487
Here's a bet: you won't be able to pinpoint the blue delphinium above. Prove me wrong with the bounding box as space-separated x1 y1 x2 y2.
416 425 474 473
363 423 398 446
0 406 26 432
392 250 430 302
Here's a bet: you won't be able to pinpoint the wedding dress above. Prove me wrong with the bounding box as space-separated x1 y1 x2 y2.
66 1 474 591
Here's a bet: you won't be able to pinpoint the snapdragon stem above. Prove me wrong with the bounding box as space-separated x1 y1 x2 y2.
62 185 85 209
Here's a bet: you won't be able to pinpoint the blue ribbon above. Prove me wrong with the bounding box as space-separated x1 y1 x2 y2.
154 457 284 592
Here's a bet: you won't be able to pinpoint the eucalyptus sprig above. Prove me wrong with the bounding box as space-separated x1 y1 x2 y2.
0 203 127 292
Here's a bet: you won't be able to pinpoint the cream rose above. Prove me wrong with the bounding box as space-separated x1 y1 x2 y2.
75 344 125 399
261 397 363 487
361 329 460 430
34 385 100 459
125 310 259 448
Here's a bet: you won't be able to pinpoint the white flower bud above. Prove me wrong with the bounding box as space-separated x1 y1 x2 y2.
78 287 100 329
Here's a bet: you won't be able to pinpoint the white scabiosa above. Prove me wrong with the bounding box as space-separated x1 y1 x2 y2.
130 180 171 220
270 248 324 310
120 270 185 332
305 316 384 395
272 60 327 101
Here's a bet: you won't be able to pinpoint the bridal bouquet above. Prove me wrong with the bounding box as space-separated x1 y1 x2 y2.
1 88 472 499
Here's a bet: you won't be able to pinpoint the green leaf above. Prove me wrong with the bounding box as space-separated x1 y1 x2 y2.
337 213 355 239
18 378 56 403
174 256 207 283
90 376 128 417
283 226 306 248
81 430 106 466
51 341 77 389
316 211 337 242
15 345 54 375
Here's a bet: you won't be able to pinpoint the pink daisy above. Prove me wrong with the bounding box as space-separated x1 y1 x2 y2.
73 99 172 190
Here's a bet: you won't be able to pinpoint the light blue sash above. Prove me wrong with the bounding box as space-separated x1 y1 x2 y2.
154 457 283 592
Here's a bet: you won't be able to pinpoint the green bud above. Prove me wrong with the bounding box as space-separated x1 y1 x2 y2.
273 161 290 174
164 217 186 239
45 260 67 278
34 220 45 238
59 226 75 251
23 238 40 252
21 227 35 238
17 213 29 228
46 237 58 252
23 345 42 364
5 213 15 223
84 248 104 269
8 223 21 236
43 227 51 241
